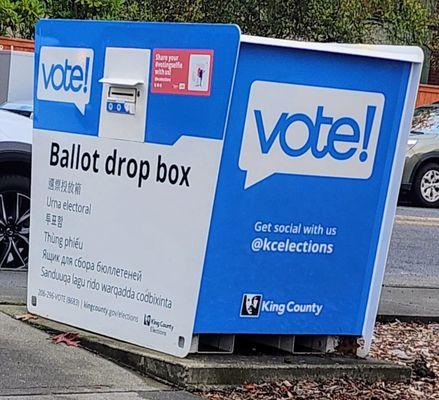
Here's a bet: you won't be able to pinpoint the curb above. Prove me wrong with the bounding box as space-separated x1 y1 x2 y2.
0 305 412 389
378 285 439 320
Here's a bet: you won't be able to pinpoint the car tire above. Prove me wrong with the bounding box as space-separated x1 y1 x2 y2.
411 163 439 208
0 174 30 270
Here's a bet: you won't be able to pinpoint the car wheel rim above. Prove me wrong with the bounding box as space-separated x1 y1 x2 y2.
0 191 30 270
420 169 439 203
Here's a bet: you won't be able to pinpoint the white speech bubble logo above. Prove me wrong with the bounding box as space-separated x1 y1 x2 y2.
239 81 385 189
37 46 94 114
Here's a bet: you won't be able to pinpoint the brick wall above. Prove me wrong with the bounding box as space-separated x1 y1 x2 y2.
0 37 34 52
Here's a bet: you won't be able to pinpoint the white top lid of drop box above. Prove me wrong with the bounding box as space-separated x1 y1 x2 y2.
242 34 424 64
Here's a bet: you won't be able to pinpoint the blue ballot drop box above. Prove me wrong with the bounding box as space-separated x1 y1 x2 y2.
28 21 423 358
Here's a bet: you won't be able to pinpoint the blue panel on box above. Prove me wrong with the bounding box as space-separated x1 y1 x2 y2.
106 101 129 114
194 42 411 335
33 20 240 145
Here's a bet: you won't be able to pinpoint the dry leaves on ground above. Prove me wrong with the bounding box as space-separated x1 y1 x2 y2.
15 313 38 321
51 332 80 347
203 321 439 400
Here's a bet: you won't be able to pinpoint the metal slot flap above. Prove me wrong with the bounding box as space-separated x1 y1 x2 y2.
108 86 137 103
99 77 144 86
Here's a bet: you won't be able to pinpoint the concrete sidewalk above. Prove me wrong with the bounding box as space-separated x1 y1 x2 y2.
0 311 198 399
0 270 26 305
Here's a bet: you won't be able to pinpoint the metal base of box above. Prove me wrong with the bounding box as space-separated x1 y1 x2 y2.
189 334 343 355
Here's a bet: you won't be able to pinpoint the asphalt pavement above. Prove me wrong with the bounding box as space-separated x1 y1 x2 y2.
2 205 438 306
378 206 439 318
0 269 26 304
385 206 439 287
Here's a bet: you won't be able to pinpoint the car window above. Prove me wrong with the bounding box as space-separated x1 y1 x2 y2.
411 106 439 134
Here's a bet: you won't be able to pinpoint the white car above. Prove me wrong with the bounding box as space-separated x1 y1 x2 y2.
0 49 33 270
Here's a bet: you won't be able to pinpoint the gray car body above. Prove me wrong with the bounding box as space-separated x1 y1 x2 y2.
0 49 33 176
400 105 439 192
0 109 32 177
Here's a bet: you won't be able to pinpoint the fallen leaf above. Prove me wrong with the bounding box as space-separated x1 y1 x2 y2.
408 387 424 396
15 313 38 321
243 384 257 391
202 322 438 400
389 349 415 361
51 332 80 347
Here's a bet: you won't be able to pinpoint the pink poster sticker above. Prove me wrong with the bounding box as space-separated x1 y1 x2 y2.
151 49 214 96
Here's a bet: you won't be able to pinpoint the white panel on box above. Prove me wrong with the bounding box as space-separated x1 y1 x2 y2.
28 130 224 357
98 47 150 142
